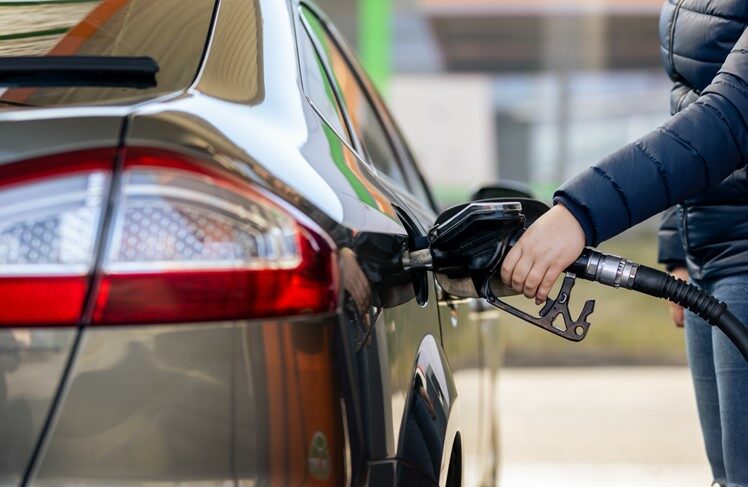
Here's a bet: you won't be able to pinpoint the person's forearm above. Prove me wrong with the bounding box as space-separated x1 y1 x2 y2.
554 33 748 246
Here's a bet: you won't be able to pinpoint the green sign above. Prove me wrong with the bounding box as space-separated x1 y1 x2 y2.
359 0 392 94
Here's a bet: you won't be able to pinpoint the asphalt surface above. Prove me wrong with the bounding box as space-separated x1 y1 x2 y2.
498 367 711 486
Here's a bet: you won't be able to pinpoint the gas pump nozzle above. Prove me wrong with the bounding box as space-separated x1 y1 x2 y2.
406 199 748 363
405 199 595 341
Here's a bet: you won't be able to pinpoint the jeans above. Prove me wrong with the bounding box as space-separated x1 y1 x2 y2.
685 274 748 487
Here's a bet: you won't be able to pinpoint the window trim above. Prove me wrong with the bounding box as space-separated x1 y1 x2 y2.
292 5 358 153
298 1 438 212
298 3 414 191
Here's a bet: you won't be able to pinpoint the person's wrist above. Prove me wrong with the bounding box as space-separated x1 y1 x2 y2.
554 203 586 247
552 196 595 246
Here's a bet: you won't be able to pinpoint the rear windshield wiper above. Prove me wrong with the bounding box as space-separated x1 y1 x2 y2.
0 56 159 89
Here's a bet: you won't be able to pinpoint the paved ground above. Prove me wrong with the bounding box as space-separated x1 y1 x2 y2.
498 367 712 486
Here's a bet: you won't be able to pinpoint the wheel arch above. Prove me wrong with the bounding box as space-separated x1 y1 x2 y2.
396 334 462 486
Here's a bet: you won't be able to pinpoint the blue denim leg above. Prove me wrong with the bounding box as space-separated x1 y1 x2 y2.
711 276 748 487
686 274 748 487
685 296 726 485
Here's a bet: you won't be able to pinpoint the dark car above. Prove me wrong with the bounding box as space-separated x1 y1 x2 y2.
0 1 502 485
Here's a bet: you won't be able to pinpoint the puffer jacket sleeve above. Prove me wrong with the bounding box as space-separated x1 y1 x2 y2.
657 206 686 271
655 83 694 272
554 28 748 246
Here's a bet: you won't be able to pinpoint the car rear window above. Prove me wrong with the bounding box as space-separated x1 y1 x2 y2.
0 0 216 107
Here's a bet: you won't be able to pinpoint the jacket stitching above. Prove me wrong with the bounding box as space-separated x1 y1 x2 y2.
668 0 685 77
713 78 748 100
732 49 748 55
591 167 633 228
670 51 726 65
700 88 748 171
634 141 673 206
693 99 747 163
675 3 747 23
658 127 711 188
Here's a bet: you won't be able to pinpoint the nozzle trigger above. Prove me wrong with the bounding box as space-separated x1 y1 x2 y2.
481 273 595 342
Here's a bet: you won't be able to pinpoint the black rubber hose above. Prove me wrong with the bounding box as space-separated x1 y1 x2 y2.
631 265 748 362
568 250 748 363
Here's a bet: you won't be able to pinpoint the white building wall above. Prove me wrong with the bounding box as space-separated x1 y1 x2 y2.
388 75 497 202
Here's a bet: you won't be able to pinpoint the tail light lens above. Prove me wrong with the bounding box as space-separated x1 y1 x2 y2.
92 149 338 324
0 148 338 326
0 150 114 325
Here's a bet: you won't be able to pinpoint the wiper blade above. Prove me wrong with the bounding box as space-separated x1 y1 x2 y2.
0 56 159 88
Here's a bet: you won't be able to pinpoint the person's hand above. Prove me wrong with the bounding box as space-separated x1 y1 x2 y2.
500 204 586 304
667 267 689 328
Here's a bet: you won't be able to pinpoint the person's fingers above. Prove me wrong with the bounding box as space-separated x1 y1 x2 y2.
669 302 685 328
667 268 688 328
501 245 522 287
510 254 534 293
523 264 547 299
535 265 561 304
501 204 586 299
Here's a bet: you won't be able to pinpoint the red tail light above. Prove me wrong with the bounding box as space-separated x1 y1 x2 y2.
0 150 114 325
0 148 338 326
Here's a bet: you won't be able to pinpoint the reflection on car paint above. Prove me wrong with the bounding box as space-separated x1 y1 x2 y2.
1 0 216 108
0 330 75 485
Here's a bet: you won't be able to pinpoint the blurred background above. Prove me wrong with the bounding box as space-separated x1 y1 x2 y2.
318 0 708 484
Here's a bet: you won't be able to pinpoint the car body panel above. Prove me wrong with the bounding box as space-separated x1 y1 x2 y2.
0 112 124 166
0 0 502 484
396 334 457 484
0 330 76 486
30 319 347 485
437 294 485 486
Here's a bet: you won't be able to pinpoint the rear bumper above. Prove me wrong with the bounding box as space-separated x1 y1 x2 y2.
22 317 348 486
0 329 76 486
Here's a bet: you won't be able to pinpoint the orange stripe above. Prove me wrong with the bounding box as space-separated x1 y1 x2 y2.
262 322 344 485
326 44 397 217
262 324 290 487
2 0 129 104
48 0 130 56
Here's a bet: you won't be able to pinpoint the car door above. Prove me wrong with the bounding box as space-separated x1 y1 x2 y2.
296 5 457 484
351 59 490 487
379 88 491 487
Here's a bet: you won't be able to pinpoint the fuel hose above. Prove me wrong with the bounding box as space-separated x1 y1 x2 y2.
567 248 748 362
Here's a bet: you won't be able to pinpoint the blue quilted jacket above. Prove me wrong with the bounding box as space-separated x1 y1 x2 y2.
554 0 748 280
